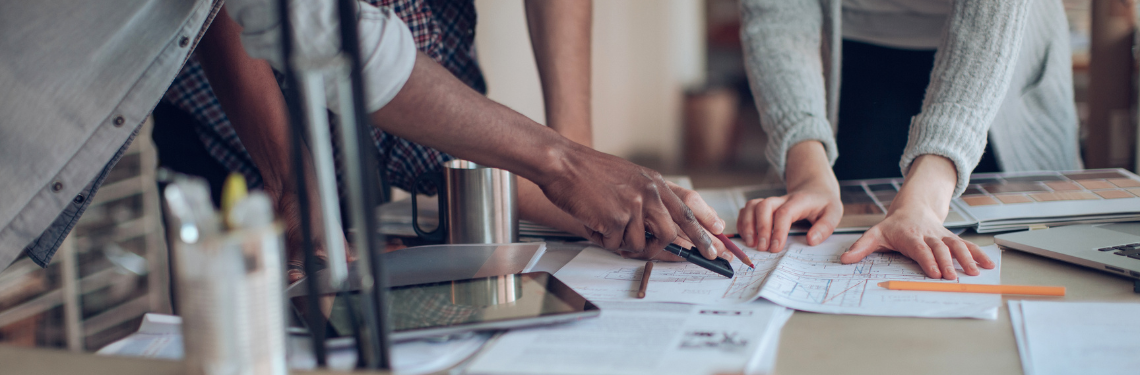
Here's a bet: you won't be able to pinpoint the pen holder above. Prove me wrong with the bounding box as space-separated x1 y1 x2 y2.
171 210 287 375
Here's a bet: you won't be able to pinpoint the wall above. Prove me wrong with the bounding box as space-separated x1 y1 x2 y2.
474 0 705 168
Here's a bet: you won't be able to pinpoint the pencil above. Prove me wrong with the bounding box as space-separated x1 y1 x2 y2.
715 233 754 269
877 281 1066 296
637 261 653 299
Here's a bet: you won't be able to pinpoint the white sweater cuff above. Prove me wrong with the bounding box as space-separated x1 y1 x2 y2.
900 103 989 198
765 114 837 179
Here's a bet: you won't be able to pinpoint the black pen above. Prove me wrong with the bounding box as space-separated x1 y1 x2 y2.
645 233 735 278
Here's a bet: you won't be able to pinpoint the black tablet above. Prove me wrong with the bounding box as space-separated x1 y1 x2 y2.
308 272 600 342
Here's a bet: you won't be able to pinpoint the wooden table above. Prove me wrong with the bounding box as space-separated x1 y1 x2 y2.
775 234 1140 375
4 234 1139 375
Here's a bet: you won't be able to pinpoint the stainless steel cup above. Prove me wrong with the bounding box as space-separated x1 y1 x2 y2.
412 160 519 244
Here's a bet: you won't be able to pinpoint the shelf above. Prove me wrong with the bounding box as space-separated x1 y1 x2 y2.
82 295 149 337
0 267 138 328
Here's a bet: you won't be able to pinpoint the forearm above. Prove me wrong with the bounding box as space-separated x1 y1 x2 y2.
525 0 593 147
892 154 957 218
740 0 836 176
194 7 293 194
784 141 836 190
370 52 579 186
901 0 1030 197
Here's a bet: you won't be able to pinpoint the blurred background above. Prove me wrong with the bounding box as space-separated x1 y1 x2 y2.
0 0 1132 353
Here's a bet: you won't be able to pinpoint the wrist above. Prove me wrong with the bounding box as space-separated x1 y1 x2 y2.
892 154 957 218
785 141 838 192
519 129 578 187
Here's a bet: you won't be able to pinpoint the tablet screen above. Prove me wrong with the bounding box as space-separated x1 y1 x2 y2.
315 272 599 340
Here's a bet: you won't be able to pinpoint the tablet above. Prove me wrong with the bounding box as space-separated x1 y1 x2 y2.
309 272 600 342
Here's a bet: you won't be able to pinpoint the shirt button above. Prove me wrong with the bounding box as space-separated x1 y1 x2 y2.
113 116 125 127
179 36 190 48
73 195 85 204
52 182 63 192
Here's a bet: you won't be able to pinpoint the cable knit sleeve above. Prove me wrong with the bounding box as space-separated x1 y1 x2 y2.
740 0 837 178
900 0 1030 197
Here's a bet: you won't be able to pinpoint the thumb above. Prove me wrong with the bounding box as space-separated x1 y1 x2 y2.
807 204 842 246
840 230 880 264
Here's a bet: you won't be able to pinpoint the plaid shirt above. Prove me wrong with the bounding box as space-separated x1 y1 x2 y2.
161 0 483 194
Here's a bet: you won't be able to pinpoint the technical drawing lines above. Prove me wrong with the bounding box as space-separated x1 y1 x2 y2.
764 245 956 307
604 264 724 283
720 264 770 299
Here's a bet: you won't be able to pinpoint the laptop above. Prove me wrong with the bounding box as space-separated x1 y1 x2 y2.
994 223 1140 280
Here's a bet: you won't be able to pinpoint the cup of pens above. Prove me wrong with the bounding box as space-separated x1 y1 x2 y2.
163 174 287 375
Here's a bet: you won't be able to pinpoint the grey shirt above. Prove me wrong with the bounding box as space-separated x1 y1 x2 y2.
0 0 218 270
741 0 1081 197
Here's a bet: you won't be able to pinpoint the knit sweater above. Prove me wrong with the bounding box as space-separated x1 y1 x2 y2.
740 0 1081 197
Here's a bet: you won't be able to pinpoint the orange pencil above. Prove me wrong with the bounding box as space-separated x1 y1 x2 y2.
878 281 1066 296
715 233 754 269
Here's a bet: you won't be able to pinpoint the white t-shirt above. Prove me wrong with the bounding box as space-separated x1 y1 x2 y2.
842 0 952 49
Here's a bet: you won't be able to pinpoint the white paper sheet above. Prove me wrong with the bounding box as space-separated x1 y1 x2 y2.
555 234 1002 319
1010 300 1140 375
465 301 793 375
553 241 783 304
757 236 1002 319
97 313 491 375
1008 301 1033 375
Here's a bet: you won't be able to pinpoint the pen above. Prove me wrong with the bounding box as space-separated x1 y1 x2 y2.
637 261 653 299
715 233 754 269
645 232 735 278
878 281 1066 296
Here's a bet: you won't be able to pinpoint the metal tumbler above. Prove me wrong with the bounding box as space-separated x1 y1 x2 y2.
412 160 519 244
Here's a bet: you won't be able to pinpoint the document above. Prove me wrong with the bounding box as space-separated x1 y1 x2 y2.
465 301 793 375
1009 301 1140 375
97 313 492 375
555 234 1002 319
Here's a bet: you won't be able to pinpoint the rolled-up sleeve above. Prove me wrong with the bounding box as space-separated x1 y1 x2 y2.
230 0 416 113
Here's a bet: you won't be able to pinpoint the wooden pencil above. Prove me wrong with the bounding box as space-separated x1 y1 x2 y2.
637 261 654 299
716 233 754 269
878 281 1065 296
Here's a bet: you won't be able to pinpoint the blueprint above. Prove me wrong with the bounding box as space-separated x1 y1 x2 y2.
554 234 1002 319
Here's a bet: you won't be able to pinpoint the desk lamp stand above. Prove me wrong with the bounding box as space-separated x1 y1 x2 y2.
277 0 393 369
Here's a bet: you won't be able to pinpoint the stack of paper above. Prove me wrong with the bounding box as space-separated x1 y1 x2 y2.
554 234 1003 319
466 301 792 375
1009 301 1140 375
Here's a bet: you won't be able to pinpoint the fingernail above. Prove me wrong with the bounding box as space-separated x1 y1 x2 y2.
743 233 754 246
809 232 820 244
713 220 725 234
771 239 781 252
758 237 768 251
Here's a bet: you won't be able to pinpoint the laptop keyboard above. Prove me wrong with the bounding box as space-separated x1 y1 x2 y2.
1098 243 1140 259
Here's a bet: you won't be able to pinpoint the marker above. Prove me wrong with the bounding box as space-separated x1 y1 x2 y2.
637 261 653 299
644 232 734 278
715 233 754 269
878 281 1065 296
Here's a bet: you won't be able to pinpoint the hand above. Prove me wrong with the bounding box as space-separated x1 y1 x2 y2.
839 205 994 280
266 184 355 284
838 155 995 280
611 182 730 261
537 145 724 260
737 177 842 253
739 141 842 253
